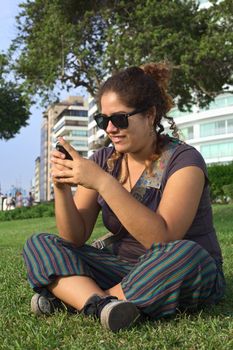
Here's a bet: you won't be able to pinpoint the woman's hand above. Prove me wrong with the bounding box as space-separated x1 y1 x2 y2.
51 138 107 191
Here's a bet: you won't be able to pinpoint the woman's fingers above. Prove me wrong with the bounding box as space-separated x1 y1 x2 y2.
51 156 73 169
57 137 81 160
52 167 72 178
51 147 66 159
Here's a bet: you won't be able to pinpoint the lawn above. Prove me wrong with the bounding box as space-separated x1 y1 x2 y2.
0 205 232 350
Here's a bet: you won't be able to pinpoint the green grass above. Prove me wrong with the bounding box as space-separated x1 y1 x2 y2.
0 205 232 350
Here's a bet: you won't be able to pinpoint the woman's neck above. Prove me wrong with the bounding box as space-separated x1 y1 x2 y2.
127 138 156 164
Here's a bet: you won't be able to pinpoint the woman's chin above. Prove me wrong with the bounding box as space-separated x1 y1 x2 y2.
113 143 128 153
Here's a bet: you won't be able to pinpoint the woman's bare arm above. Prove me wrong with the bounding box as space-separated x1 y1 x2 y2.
54 184 100 246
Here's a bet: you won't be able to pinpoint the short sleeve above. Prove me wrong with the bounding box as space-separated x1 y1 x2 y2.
165 144 209 184
89 146 115 170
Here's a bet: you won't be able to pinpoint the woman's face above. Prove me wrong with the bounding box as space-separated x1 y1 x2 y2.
101 92 155 156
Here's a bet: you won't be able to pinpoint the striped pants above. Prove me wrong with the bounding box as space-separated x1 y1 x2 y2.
22 233 225 319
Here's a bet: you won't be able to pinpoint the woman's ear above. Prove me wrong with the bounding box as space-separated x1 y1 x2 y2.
147 106 156 125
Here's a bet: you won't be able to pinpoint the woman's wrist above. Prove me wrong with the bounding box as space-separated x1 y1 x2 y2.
96 172 118 195
53 182 71 193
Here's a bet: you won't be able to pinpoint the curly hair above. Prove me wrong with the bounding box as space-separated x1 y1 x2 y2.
97 62 179 176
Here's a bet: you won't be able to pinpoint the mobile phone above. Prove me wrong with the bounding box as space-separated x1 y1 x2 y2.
55 143 73 160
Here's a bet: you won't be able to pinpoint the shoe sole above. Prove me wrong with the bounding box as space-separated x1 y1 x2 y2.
100 301 140 332
31 293 52 316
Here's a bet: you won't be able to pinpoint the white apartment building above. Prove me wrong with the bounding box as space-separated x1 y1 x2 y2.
168 93 233 165
53 100 89 157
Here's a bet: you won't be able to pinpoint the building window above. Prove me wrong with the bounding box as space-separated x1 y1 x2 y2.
70 130 88 137
227 118 233 133
200 141 233 159
180 126 194 140
60 110 88 118
54 120 88 133
200 120 226 137
72 141 88 147
226 95 233 106
204 95 233 111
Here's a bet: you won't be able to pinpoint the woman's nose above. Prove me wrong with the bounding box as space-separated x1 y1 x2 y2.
106 120 118 132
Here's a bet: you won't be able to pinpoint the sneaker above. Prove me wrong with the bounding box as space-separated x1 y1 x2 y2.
31 293 76 316
82 294 140 332
100 299 140 332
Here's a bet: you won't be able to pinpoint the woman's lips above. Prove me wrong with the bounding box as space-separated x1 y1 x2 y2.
110 135 125 143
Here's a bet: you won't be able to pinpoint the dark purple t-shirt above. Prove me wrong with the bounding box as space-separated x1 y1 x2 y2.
91 139 223 265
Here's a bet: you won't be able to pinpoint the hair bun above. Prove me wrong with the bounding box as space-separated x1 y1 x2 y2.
141 62 172 90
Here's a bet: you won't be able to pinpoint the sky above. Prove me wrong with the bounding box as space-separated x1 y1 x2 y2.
0 0 42 195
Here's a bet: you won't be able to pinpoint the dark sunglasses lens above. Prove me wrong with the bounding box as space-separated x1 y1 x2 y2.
111 114 128 128
94 114 108 130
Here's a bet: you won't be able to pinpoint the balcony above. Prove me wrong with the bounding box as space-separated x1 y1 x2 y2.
53 117 88 136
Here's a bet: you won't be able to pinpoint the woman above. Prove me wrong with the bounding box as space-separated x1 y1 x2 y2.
23 63 225 332
16 191 23 208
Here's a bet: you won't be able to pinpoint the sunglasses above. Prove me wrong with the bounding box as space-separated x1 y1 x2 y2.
94 107 148 130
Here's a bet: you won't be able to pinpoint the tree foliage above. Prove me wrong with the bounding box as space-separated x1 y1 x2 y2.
10 0 233 109
0 53 31 140
208 162 233 201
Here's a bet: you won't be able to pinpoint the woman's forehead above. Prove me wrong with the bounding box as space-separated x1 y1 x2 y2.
101 92 131 113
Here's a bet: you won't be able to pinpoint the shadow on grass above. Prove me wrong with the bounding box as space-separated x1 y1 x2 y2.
212 274 233 317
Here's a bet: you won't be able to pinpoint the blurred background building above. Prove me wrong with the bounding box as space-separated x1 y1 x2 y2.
167 93 233 165
38 96 88 201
